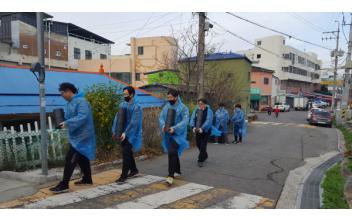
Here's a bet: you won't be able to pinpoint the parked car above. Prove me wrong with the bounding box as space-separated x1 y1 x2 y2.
307 107 323 121
312 100 328 108
309 110 332 128
274 103 290 112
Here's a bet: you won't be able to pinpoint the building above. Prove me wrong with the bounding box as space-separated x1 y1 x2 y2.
240 35 322 103
250 66 274 111
78 36 177 87
0 12 113 69
178 52 252 113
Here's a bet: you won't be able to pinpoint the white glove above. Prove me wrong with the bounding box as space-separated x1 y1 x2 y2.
192 128 196 133
199 128 203 133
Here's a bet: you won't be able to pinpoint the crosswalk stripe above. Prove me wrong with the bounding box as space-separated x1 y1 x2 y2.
208 193 273 209
112 183 213 209
159 188 237 209
57 180 188 209
24 175 164 209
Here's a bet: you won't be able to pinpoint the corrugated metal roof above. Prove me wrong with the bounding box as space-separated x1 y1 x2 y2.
0 66 164 115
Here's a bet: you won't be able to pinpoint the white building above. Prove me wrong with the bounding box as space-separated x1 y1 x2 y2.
240 35 322 103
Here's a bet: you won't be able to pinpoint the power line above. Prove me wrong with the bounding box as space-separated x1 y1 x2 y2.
208 18 281 58
342 12 349 44
226 12 333 51
288 13 326 33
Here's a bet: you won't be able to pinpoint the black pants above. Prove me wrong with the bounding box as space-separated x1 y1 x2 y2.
168 138 181 177
234 135 242 143
121 139 138 178
196 132 209 162
62 145 92 187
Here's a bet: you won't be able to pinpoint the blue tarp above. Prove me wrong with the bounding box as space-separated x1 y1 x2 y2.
0 66 164 115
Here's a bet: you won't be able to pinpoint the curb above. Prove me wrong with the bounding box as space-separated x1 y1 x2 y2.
276 129 343 208
0 154 149 186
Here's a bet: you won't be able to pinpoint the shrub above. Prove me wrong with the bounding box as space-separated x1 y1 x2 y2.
85 83 121 160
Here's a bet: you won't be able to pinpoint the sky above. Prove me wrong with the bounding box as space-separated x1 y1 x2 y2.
49 12 351 70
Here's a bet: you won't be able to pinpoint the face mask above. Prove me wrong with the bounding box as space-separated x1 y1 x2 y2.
124 96 131 102
168 100 176 105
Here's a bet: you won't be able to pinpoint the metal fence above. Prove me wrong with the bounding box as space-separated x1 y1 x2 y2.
0 116 68 171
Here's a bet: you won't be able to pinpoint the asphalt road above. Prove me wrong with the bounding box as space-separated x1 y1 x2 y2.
136 110 339 201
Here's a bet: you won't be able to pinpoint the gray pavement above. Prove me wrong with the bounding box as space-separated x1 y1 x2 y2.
137 111 339 201
0 177 38 203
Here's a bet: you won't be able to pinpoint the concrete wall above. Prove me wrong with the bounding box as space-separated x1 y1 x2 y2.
251 71 272 96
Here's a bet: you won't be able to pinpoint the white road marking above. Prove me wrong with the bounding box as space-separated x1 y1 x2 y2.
112 183 212 209
24 175 164 209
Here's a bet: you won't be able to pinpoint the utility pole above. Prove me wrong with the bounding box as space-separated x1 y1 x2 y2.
323 21 340 111
342 14 352 109
36 12 48 175
196 12 206 99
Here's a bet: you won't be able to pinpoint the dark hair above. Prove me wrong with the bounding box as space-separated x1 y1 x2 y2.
197 98 208 104
219 103 225 107
235 103 242 108
123 86 135 97
167 89 179 97
59 82 78 94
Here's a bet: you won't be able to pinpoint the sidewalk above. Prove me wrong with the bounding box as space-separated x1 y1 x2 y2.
0 177 38 203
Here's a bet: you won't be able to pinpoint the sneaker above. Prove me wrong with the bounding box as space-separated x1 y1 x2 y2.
232 140 237 144
127 171 140 178
165 176 174 185
198 161 204 167
115 177 127 185
50 183 69 194
174 172 182 178
214 142 219 145
74 179 93 185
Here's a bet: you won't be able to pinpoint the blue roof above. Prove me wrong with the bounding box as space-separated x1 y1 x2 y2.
0 65 164 115
181 52 252 63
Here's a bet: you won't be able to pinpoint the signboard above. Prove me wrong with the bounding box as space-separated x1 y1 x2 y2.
320 80 343 85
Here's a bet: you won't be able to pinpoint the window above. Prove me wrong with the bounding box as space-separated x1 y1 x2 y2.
251 81 256 84
85 50 92 60
264 77 269 85
257 54 261 59
283 40 285 45
55 50 62 57
257 41 261 46
137 46 144 55
135 73 141 81
100 54 107 59
0 15 12 43
297 56 306 65
74 48 81 59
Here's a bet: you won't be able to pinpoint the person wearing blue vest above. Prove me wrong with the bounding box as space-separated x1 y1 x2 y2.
214 103 230 144
50 83 96 194
112 86 143 184
159 89 189 185
190 98 214 167
232 103 245 144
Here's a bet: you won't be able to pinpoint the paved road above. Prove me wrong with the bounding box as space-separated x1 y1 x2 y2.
137 111 338 201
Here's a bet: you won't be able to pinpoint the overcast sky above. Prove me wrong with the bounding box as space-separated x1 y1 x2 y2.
50 12 351 69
